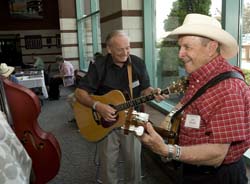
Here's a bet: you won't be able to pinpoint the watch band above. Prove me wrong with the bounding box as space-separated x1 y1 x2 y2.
174 144 181 160
92 101 100 111
167 144 175 159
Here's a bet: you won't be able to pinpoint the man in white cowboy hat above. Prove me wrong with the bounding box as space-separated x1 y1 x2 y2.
0 63 18 83
139 13 250 184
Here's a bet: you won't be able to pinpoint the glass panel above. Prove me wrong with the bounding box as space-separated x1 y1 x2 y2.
96 13 102 52
83 14 102 65
241 0 250 84
84 16 94 64
91 0 99 12
155 0 222 105
84 0 91 15
76 0 101 69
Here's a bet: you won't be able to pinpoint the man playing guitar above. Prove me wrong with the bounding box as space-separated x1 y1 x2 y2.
75 30 166 184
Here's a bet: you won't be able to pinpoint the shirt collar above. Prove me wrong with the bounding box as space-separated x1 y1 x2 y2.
188 55 226 85
107 54 129 68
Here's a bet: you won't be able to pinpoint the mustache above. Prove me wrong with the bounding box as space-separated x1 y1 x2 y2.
182 57 191 64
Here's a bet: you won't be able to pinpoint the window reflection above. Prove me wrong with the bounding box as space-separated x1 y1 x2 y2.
155 0 222 104
76 0 101 69
241 0 250 84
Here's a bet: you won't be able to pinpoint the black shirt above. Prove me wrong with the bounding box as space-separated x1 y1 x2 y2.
77 54 150 100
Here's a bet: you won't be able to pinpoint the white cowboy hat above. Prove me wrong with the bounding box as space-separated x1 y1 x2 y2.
167 13 238 59
0 63 15 77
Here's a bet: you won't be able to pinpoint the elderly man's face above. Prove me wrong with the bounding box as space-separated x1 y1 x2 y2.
107 35 131 65
177 36 218 74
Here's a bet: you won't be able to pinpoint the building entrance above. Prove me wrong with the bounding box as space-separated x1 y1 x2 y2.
0 34 23 67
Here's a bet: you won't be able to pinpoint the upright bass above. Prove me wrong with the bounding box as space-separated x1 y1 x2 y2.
1 77 61 184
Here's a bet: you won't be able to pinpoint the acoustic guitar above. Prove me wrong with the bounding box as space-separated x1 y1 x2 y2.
73 78 187 142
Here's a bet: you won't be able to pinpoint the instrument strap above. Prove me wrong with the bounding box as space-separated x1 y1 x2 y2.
172 71 245 120
127 56 133 99
124 56 133 134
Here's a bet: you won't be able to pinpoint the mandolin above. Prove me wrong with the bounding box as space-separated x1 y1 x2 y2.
121 110 181 145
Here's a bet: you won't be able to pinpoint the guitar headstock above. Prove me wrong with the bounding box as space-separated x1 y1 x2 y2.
168 77 188 95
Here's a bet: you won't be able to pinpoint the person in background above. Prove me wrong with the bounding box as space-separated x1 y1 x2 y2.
48 56 74 100
75 30 167 184
139 13 250 184
32 54 45 71
0 63 18 83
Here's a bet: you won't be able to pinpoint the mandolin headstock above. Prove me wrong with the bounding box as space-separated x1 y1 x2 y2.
167 77 188 95
121 111 148 136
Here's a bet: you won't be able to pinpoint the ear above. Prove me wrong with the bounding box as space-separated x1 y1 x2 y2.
208 41 219 56
106 46 111 54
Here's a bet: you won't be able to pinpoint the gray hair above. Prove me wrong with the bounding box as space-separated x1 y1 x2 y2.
199 36 221 54
105 30 129 47
55 55 64 62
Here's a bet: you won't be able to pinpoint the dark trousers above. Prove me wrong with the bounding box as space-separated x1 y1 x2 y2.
180 157 248 184
48 77 63 99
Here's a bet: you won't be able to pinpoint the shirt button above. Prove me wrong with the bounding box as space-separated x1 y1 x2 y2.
191 85 195 88
196 79 200 83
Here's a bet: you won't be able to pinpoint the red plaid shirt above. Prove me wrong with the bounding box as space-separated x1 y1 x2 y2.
179 55 250 164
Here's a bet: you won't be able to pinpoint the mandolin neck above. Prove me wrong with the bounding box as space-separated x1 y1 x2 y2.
153 126 176 138
131 120 176 139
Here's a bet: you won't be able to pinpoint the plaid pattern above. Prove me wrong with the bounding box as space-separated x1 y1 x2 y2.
180 56 250 164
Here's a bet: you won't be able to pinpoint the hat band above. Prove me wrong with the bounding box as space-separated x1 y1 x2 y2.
0 68 10 75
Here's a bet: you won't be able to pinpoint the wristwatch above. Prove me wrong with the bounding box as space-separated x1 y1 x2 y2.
161 144 174 162
174 144 181 160
167 144 175 160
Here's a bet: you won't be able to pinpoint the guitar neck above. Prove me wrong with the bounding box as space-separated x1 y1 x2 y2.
115 88 170 112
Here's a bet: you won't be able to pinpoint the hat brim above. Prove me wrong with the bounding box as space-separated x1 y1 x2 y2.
1 66 14 77
167 25 238 59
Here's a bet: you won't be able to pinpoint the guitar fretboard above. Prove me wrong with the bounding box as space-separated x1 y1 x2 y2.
115 88 171 112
